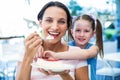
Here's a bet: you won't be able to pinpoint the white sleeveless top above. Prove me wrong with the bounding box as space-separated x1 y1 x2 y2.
19 46 87 80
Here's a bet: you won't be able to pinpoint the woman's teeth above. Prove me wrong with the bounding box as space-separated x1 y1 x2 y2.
46 35 54 40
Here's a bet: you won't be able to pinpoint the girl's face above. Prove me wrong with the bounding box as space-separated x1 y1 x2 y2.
39 7 67 43
72 19 94 47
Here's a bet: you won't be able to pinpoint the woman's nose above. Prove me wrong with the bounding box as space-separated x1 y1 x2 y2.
51 22 58 30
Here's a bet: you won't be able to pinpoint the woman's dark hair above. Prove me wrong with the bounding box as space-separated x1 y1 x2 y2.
37 1 72 30
72 14 104 58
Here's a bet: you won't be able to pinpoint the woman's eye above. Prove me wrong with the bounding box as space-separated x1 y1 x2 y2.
46 19 52 23
58 21 65 24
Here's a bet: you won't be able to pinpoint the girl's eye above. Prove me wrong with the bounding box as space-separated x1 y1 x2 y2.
85 30 90 32
76 29 80 32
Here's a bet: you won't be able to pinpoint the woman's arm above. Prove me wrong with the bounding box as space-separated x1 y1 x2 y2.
15 57 32 80
16 32 42 80
54 45 99 60
75 66 89 80
60 73 73 80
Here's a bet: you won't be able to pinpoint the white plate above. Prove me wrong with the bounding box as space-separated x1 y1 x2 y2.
31 59 74 72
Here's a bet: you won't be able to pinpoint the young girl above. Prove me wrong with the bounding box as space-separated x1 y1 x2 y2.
43 14 104 80
15 1 89 80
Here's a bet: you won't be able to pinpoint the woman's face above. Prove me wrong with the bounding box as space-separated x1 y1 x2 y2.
72 19 94 47
39 7 67 43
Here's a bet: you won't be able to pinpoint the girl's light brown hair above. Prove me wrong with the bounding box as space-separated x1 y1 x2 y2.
71 14 104 58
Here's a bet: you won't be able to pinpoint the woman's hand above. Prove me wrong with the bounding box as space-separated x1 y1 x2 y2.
24 32 43 60
38 68 72 80
48 70 70 75
38 68 70 75
34 45 44 62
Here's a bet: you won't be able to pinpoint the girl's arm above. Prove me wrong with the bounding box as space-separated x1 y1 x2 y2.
44 45 99 60
55 45 99 60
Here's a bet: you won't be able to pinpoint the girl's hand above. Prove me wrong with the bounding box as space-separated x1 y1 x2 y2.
24 32 43 60
43 50 58 61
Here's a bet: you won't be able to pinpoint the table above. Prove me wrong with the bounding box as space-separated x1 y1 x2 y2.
98 52 120 68
96 52 120 80
103 52 120 62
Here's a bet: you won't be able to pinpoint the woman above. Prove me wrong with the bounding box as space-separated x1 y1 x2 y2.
15 1 89 80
